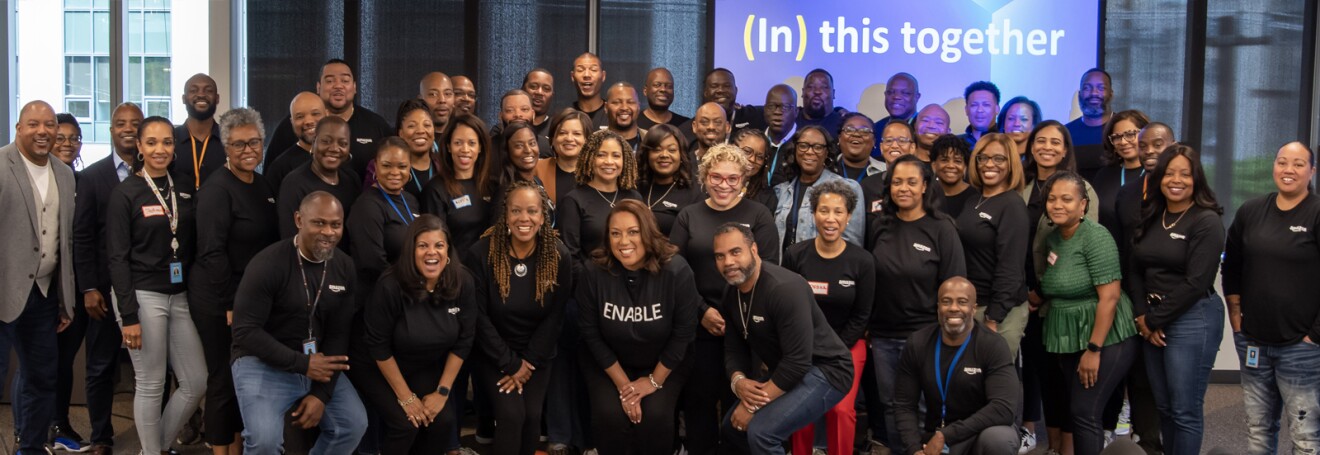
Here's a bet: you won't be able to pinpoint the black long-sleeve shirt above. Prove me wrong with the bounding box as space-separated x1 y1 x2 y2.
264 143 311 194
1114 178 1145 298
347 189 420 288
106 174 196 326
276 163 363 240
669 200 781 319
465 237 573 374
639 181 704 236
1130 206 1224 329
73 155 124 293
190 170 279 313
870 213 967 339
955 191 1029 322
895 324 1020 455
577 256 700 371
172 124 226 194
722 262 854 393
1093 165 1145 243
939 186 975 220
782 241 875 345
264 106 394 177
422 178 492 259
232 240 357 404
559 186 643 260
1223 193 1320 345
359 269 477 367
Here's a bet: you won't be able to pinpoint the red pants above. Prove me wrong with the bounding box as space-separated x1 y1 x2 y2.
790 339 866 455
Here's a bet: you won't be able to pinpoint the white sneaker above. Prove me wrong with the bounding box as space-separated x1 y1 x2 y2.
1017 427 1037 454
812 449 827 455
1104 429 1116 447
1115 399 1132 436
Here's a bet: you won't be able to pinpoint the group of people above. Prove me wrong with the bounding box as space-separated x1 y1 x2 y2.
1 51 1315 455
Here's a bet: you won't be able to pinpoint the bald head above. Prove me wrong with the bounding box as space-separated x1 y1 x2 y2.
644 68 676 111
938 276 975 299
764 85 799 137
420 72 454 129
295 191 345 261
15 101 58 165
937 276 977 338
914 104 951 151
693 102 730 148
183 73 219 120
290 91 328 148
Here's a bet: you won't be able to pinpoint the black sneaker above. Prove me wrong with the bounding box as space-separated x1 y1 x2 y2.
49 425 90 453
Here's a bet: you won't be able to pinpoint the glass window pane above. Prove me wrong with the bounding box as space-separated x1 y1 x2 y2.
65 12 91 54
96 56 111 113
66 99 91 119
65 56 92 96
144 57 171 97
144 12 170 54
145 0 170 10
95 100 111 123
93 0 109 9
128 56 144 101
65 0 93 9
1104 0 1187 150
146 99 171 118
93 11 109 54
129 12 144 54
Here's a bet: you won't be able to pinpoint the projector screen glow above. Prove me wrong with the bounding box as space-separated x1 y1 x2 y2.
713 0 1101 130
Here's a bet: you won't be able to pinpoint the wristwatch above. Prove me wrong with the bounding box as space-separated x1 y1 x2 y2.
436 385 451 397
1086 342 1102 353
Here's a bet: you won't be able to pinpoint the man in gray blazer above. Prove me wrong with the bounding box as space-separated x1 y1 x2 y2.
2 100 76 455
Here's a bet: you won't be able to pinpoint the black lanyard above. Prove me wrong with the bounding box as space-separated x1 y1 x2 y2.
295 239 329 341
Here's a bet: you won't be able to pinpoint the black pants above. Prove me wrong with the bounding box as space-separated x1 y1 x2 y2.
54 290 121 445
190 303 242 445
447 356 495 450
1061 337 1138 455
582 353 691 455
347 355 458 455
477 356 553 455
1020 311 1047 424
680 336 734 455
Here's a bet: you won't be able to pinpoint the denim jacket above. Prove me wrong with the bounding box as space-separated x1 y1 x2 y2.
773 170 866 247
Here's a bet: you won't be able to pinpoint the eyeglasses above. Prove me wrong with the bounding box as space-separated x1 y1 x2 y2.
841 127 874 137
765 102 796 113
880 137 914 146
741 147 765 164
696 118 727 128
707 173 743 187
976 154 1009 165
227 139 264 151
55 135 82 145
795 142 828 155
1108 130 1139 143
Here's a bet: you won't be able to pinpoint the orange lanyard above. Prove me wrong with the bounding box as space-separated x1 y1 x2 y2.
190 133 210 189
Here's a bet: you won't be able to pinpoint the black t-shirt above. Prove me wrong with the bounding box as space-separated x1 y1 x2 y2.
559 186 643 260
722 262 854 393
172 124 226 194
1114 178 1146 297
406 164 438 201
940 186 975 220
639 181 704 236
553 166 578 215
637 111 692 132
870 212 967 339
572 99 608 129
782 241 876 345
347 189 421 287
265 143 312 194
264 106 393 178
357 269 477 368
191 170 279 313
1223 193 1320 345
577 257 700 371
1130 206 1224 329
276 163 363 240
1094 165 1145 242
465 237 574 374
106 174 197 326
955 191 1029 321
232 240 357 404
670 199 782 315
422 178 492 261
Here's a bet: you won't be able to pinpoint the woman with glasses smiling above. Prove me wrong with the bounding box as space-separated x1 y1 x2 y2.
833 113 886 184
773 125 865 254
1094 110 1150 242
732 128 778 211
670 144 780 454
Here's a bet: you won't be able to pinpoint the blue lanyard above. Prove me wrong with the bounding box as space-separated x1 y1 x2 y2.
934 330 973 427
411 166 433 193
767 150 781 186
840 164 867 183
786 178 803 231
379 187 415 224
1120 167 1145 187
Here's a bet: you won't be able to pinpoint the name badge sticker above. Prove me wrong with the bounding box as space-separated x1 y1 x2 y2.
142 205 165 217
453 195 472 209
1047 251 1059 266
808 281 829 295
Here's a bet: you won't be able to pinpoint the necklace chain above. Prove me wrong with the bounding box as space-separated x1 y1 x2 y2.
595 187 619 208
1161 207 1190 230
647 182 676 209
737 285 756 339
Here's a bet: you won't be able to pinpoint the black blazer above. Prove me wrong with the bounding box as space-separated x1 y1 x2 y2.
73 154 124 293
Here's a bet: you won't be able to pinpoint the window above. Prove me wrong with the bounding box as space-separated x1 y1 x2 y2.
61 0 172 144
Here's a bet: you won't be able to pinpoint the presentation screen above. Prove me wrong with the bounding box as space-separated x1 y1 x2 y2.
712 0 1102 130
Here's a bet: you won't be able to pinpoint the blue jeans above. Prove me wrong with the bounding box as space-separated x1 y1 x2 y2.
1234 332 1320 455
869 336 906 450
721 366 846 455
1143 294 1223 455
0 284 60 455
232 355 368 455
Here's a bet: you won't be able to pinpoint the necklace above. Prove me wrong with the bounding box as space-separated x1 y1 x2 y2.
737 285 757 339
595 186 619 208
1161 207 1190 230
974 193 989 210
647 182 676 209
511 241 534 277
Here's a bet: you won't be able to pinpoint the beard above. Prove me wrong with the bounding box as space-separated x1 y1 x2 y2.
186 100 217 120
722 257 758 287
1080 96 1107 118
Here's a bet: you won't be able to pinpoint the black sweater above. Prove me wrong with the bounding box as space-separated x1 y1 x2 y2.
1223 193 1320 345
577 256 700 371
559 186 644 260
722 262 854 393
1093 165 1145 243
264 106 394 178
870 213 967 339
264 143 312 194
232 240 358 404
639 181 704 236
190 170 279 313
172 124 226 193
670 200 782 316
358 269 477 367
422 178 492 260
895 324 1020 455
347 189 421 288
955 191 1029 322
465 237 574 374
782 241 876 345
106 174 196 326
277 164 363 239
1130 206 1225 329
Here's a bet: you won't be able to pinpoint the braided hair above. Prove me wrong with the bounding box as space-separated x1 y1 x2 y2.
482 179 561 304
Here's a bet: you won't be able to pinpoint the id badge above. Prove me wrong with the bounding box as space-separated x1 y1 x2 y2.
1245 345 1260 368
169 262 184 284
303 337 318 355
942 444 950 454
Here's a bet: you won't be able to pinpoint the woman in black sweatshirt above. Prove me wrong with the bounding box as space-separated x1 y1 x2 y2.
106 116 205 454
348 137 422 300
577 200 699 455
423 114 499 260
560 129 643 262
190 108 279 450
347 214 476 454
1130 145 1225 455
464 180 573 455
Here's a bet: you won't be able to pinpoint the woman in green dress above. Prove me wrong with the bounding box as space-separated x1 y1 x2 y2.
1037 171 1140 455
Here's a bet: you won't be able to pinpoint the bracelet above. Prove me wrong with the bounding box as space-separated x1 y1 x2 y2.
649 374 663 390
397 393 418 408
729 373 747 395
